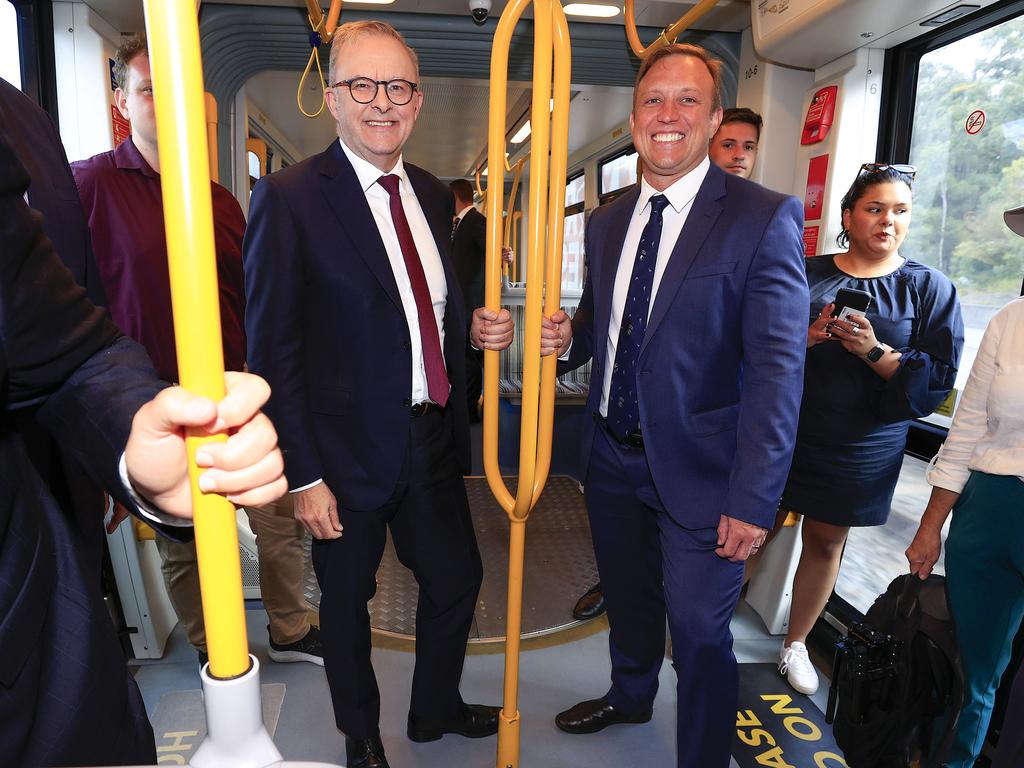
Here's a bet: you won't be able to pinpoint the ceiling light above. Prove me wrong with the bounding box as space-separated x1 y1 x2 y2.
347 0 396 5
563 3 620 17
921 4 979 26
511 120 532 144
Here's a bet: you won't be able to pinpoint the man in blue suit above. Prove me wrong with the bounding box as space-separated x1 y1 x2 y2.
243 21 511 768
0 117 287 764
544 44 808 766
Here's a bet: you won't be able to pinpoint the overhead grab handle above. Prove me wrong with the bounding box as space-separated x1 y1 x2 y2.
624 0 719 57
297 0 344 118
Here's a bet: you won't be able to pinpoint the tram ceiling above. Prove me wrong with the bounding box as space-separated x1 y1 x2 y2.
198 4 739 183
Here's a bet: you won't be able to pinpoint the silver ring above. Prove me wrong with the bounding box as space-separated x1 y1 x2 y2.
852 327 859 335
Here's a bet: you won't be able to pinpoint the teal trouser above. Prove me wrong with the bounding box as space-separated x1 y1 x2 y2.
944 471 1024 767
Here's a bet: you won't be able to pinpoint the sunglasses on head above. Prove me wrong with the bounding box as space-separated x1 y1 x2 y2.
859 162 917 180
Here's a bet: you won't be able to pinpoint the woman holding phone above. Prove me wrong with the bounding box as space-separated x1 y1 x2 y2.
774 164 964 695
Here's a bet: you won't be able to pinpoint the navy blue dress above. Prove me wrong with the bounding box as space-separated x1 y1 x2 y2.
781 254 964 526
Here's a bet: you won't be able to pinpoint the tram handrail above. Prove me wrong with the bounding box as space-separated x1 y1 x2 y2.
483 0 570 763
624 0 719 57
297 0 344 117
144 0 249 681
204 92 218 183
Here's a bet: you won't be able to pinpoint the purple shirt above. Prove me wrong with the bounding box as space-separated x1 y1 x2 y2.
72 138 246 382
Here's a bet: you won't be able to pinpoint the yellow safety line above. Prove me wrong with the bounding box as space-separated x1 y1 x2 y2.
624 0 720 57
143 0 249 680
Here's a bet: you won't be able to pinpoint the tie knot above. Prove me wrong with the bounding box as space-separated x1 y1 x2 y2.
648 194 669 218
378 174 401 197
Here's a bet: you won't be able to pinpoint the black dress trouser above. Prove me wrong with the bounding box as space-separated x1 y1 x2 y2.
311 407 483 740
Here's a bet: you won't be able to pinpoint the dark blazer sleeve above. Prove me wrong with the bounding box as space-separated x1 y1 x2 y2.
0 127 180 537
559 210 598 375
726 195 808 529
243 174 325 489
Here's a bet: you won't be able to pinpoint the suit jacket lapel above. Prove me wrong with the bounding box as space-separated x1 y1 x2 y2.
594 186 640 365
316 142 403 312
640 168 725 355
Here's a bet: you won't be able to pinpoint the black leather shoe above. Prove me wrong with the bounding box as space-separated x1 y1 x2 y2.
555 697 652 734
407 702 501 742
572 581 606 621
345 734 389 768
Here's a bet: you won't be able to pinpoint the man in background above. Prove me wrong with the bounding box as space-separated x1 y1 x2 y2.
449 178 487 422
708 106 762 179
72 34 321 668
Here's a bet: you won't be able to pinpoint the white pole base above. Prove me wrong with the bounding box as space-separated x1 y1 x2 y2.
190 654 283 768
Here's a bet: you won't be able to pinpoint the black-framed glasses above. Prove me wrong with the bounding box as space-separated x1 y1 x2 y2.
331 77 418 106
859 162 917 180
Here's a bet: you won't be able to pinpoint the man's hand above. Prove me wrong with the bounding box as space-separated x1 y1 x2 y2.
471 307 514 351
716 514 768 562
294 482 343 540
501 246 514 265
124 371 287 518
540 310 572 357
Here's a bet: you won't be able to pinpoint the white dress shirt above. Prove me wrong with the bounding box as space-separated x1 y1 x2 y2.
292 139 450 494
927 296 1024 493
338 138 448 404
598 156 710 416
454 203 475 227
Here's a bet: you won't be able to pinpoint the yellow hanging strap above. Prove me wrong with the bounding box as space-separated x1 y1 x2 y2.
483 0 570 764
624 0 720 57
503 155 527 282
143 0 249 680
297 0 344 118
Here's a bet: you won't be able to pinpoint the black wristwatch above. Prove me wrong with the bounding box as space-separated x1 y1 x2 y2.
865 344 886 363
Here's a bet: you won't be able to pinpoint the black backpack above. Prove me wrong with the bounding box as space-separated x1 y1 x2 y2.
826 574 965 768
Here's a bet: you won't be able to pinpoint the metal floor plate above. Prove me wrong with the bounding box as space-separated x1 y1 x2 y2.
302 476 598 642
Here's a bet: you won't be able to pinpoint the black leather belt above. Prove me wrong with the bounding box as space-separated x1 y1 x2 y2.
597 415 644 449
410 401 440 417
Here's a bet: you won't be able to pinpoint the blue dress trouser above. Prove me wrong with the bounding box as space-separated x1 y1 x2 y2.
585 422 744 768
943 471 1024 767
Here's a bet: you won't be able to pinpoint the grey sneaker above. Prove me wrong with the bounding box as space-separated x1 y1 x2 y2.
267 625 324 666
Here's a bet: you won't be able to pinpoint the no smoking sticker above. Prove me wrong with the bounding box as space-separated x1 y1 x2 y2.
966 109 986 135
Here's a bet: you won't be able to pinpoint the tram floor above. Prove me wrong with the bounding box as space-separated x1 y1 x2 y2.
130 600 833 766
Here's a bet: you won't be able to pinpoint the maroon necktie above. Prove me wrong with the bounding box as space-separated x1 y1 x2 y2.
377 174 449 407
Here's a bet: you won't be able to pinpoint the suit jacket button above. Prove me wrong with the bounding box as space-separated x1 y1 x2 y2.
402 397 412 406
403 341 412 350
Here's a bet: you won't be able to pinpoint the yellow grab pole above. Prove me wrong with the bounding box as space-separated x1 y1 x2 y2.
624 0 720 57
503 155 527 282
304 0 343 42
483 0 570 764
144 0 249 680
204 91 218 183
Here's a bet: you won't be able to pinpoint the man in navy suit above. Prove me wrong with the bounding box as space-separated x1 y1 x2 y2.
243 21 512 768
0 118 287 764
544 44 808 766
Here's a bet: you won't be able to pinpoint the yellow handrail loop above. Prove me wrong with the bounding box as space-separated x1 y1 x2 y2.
297 0 344 117
483 0 570 764
624 0 720 57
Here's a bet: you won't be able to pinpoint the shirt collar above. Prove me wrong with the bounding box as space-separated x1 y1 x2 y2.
637 154 710 214
337 137 409 195
114 137 158 179
455 204 475 220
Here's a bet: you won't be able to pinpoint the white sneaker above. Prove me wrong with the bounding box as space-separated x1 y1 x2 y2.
779 641 819 695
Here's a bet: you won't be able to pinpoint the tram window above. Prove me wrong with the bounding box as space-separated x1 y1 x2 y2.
563 170 585 292
598 146 638 204
903 12 1024 423
1 1 20 89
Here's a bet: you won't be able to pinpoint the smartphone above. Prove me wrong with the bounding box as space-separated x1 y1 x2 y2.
831 287 872 322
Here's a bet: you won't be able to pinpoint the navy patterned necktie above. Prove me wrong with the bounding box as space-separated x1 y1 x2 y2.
606 193 670 441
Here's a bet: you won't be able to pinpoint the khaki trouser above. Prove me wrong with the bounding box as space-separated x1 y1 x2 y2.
155 493 309 651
